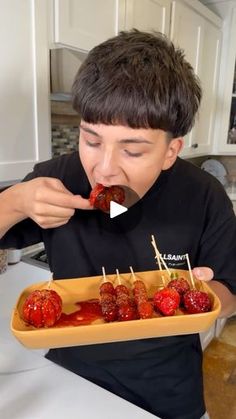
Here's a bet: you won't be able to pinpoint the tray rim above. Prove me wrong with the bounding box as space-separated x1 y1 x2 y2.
10 269 221 348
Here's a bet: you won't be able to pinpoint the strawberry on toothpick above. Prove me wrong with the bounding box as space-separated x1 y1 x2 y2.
100 266 115 295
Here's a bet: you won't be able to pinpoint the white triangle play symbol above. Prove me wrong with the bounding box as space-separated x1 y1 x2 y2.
110 201 128 218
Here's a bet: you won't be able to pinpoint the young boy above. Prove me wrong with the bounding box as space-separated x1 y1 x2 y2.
1 30 236 419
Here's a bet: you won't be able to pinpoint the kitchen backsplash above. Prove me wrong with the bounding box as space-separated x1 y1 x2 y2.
51 99 79 158
52 123 78 157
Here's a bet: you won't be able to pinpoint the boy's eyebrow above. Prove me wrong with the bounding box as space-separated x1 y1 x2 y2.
119 138 153 144
80 124 153 144
80 124 102 137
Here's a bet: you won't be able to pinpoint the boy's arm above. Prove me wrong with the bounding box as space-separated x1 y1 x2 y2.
0 183 26 239
208 280 236 318
0 177 92 240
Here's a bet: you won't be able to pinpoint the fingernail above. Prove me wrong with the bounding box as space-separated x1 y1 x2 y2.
194 268 203 278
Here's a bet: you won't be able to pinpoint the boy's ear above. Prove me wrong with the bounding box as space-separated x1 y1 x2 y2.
162 138 184 170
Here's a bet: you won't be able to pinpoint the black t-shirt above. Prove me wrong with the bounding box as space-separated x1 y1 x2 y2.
1 152 236 419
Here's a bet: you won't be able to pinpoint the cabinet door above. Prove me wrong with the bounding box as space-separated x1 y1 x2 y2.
54 0 126 51
195 22 221 155
170 1 203 157
214 6 236 154
170 1 222 158
125 0 171 34
0 0 51 184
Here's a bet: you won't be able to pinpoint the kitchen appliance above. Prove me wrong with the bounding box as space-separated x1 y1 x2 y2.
21 248 49 270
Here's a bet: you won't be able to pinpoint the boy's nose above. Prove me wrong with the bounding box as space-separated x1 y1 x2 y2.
96 150 120 180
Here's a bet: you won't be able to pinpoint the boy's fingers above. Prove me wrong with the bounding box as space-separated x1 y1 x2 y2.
38 189 92 210
73 195 93 210
192 267 214 282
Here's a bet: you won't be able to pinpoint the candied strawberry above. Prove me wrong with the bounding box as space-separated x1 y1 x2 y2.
100 281 115 295
133 280 147 304
115 284 130 295
138 301 154 319
168 278 190 296
158 297 179 316
183 290 211 314
118 304 137 321
101 301 118 322
153 288 180 316
98 189 112 212
89 184 125 212
100 292 116 304
109 185 125 205
89 184 105 207
22 289 62 328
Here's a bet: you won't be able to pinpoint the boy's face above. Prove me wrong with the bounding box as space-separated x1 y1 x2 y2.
79 121 183 198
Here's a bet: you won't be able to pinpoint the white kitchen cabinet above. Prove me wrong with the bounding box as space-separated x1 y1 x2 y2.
53 0 126 51
125 0 171 35
0 0 51 184
52 0 171 51
195 20 221 155
204 1 236 155
170 0 222 158
52 0 222 159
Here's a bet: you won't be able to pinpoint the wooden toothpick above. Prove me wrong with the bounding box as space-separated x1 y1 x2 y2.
151 235 171 276
129 266 136 284
47 273 53 289
156 254 166 286
102 266 107 283
116 269 122 285
185 254 195 289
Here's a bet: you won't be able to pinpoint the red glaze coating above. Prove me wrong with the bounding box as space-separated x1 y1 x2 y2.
133 280 153 318
100 281 116 295
153 288 180 316
183 290 212 314
118 304 138 321
168 278 190 296
89 184 125 212
99 281 118 322
22 289 62 328
137 301 154 319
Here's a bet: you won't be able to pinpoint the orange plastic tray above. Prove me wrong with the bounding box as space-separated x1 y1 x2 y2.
11 269 221 349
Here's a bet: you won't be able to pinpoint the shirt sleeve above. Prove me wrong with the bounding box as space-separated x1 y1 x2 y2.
0 152 84 251
198 182 236 294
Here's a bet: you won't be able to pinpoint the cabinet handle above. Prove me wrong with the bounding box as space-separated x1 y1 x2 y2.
191 143 198 149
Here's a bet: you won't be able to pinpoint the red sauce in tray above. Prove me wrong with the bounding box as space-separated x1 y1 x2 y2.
55 299 103 327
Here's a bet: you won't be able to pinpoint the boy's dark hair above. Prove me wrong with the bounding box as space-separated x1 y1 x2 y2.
72 30 201 138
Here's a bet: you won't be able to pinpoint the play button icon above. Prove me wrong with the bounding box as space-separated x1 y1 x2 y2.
110 201 128 218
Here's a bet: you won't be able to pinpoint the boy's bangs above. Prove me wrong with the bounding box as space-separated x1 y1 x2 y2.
75 86 170 132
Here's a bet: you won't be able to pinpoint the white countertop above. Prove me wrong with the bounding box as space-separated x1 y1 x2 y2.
0 262 158 419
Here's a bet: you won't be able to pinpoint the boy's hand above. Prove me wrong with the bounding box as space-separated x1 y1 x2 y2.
19 177 92 229
192 267 214 282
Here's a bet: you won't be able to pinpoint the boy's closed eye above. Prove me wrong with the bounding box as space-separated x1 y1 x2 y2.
85 139 101 147
124 150 143 157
